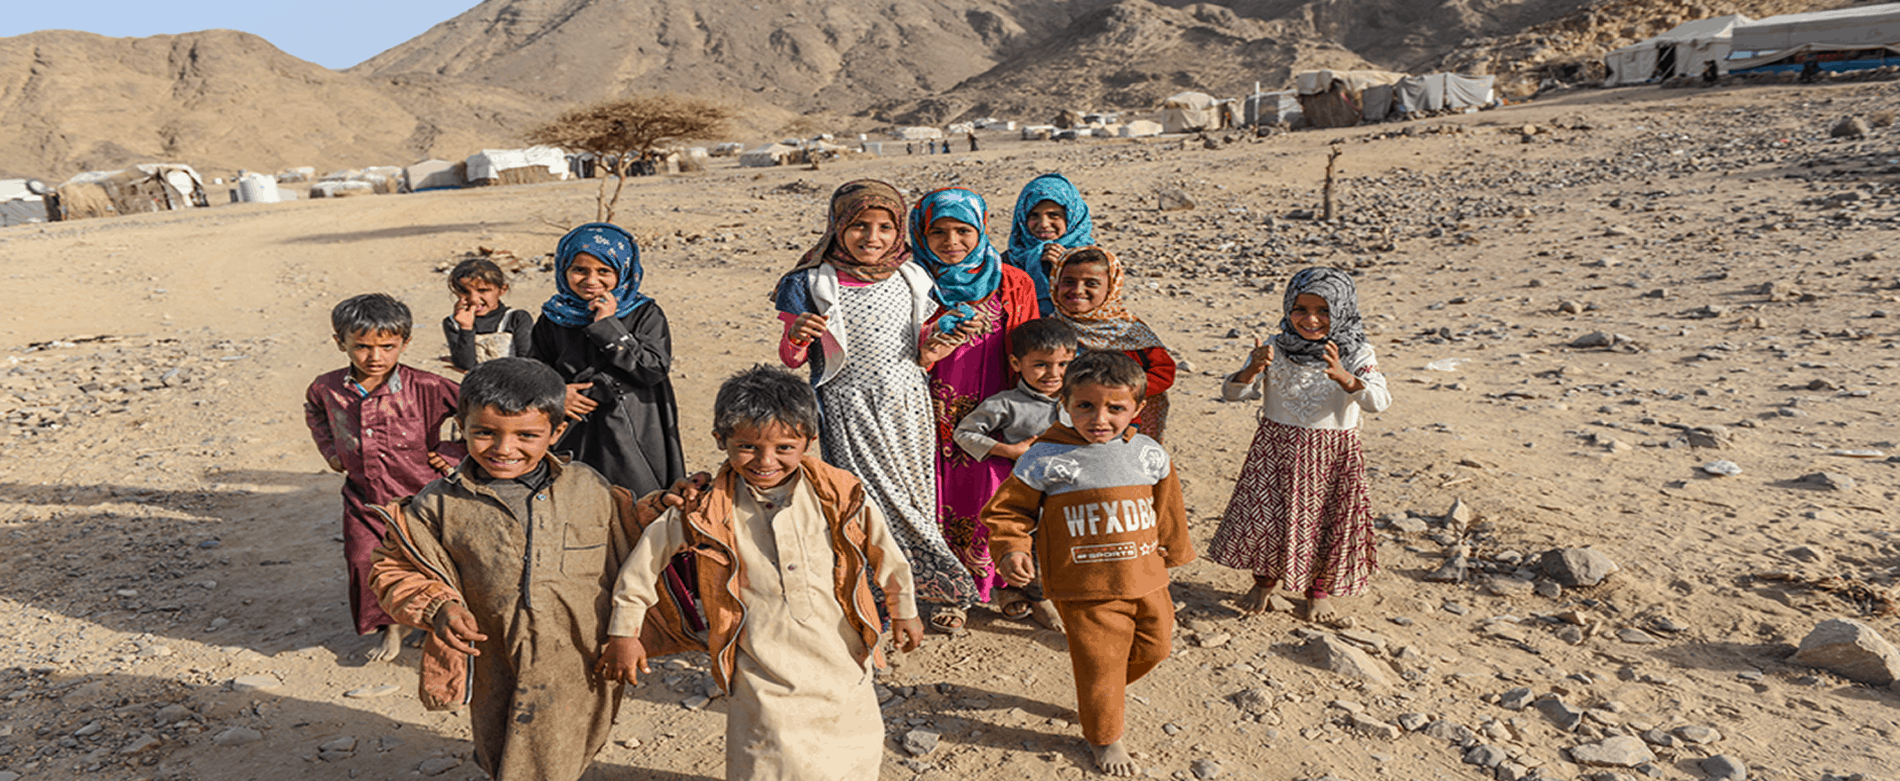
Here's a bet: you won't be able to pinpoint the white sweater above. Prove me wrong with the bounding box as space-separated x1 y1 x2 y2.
1222 343 1391 430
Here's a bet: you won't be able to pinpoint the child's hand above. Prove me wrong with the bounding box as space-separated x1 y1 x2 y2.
892 617 925 652
1039 243 1065 268
596 636 649 684
988 440 1032 461
430 601 487 656
1234 336 1274 383
588 295 617 323
564 383 599 419
428 451 453 474
999 551 1036 587
635 472 714 524
1321 342 1363 393
789 313 829 345
326 456 345 473
451 298 477 330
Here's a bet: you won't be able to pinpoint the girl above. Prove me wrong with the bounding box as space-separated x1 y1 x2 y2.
529 222 685 498
1209 267 1391 627
1049 246 1177 442
1004 173 1094 316
910 188 1038 631
774 180 978 631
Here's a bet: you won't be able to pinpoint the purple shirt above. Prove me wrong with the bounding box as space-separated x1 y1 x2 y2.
305 364 465 508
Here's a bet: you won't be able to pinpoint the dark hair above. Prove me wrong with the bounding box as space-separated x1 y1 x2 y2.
1062 247 1110 268
448 258 509 294
713 365 820 440
1010 317 1079 358
331 293 412 340
1061 350 1147 400
457 358 567 425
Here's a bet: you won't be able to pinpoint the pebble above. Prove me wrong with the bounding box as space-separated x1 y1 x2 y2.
1539 548 1619 586
213 726 264 746
345 684 401 699
1535 581 1563 598
683 694 711 710
1617 628 1661 645
1498 687 1534 710
1350 713 1402 740
1231 688 1274 716
1674 724 1721 744
1700 460 1743 476
1197 632 1232 648
417 757 462 776
1191 758 1224 779
119 734 162 754
1307 634 1391 686
1426 554 1469 583
1569 735 1656 767
154 704 193 725
1799 472 1855 491
1465 744 1508 767
231 674 283 692
1397 713 1429 731
1391 517 1429 534
902 728 941 756
1536 695 1583 731
1443 601 1470 615
1701 754 1748 780
1423 719 1475 744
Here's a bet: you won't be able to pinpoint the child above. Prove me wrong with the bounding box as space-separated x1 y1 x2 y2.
601 365 926 781
1209 266 1391 626
1049 246 1178 442
774 180 978 629
983 351 1194 777
442 257 535 371
1004 173 1095 315
529 222 685 498
950 316 1077 630
369 358 634 781
304 293 462 661
911 187 1038 632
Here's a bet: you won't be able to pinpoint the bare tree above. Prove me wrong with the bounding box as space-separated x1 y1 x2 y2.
525 94 733 223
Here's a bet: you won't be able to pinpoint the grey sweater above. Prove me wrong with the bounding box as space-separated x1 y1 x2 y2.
952 381 1069 461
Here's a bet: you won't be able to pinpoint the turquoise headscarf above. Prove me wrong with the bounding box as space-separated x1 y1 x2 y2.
541 222 651 328
910 188 1002 335
1005 173 1094 315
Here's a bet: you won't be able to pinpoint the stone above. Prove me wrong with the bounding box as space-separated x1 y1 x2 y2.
319 736 357 753
1337 628 1387 652
1423 719 1476 744
417 757 462 776
683 694 711 710
0 772 19 781
231 674 282 692
1197 632 1232 648
1685 425 1732 449
1618 628 1661 644
1540 548 1618 586
1536 696 1584 731
213 727 264 747
1351 713 1402 740
119 734 162 754
1674 725 1721 744
1831 117 1870 138
1232 688 1274 716
902 728 941 756
1392 517 1429 534
1789 618 1900 685
1800 472 1855 491
1157 187 1196 211
1570 735 1656 767
1483 577 1535 598
1571 332 1617 348
1192 758 1224 779
1466 744 1509 767
1498 687 1535 710
1700 460 1743 477
1426 554 1469 583
344 684 400 699
1640 729 1675 747
1445 498 1475 527
1700 754 1747 780
1307 634 1391 686
1397 712 1429 731
154 704 193 725
1496 761 1531 781
1535 581 1563 598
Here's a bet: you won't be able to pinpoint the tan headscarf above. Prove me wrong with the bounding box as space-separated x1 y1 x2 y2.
788 180 913 282
1049 246 1166 351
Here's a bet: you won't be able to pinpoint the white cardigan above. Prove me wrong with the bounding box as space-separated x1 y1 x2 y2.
1223 343 1391 430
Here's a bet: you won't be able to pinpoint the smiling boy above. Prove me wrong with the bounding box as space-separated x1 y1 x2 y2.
982 350 1194 777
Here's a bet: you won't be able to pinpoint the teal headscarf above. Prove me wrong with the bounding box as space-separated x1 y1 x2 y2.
542 222 650 328
910 188 1002 334
1005 173 1094 315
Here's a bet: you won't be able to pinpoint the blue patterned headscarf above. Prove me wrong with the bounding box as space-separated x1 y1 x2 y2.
1273 266 1366 367
910 188 1002 334
1005 173 1094 315
541 222 651 328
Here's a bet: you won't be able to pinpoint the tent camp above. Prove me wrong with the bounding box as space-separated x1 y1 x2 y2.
892 126 944 141
1159 92 1223 133
1 179 49 227
1242 91 1303 126
1603 14 1751 86
465 147 568 186
1118 120 1164 138
404 159 466 192
1295 70 1406 128
740 143 798 167
52 164 208 221
1392 74 1498 117
1728 4 1900 74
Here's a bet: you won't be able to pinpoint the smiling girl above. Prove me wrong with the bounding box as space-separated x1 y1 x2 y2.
910 187 1037 633
1049 246 1177 442
774 180 979 629
1004 173 1094 315
528 222 685 498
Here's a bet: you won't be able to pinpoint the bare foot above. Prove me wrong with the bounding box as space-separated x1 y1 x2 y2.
366 625 410 662
1237 579 1289 615
1307 596 1354 629
1089 740 1138 776
1029 599 1066 633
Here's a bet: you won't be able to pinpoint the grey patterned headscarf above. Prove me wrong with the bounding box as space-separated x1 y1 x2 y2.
1273 266 1365 367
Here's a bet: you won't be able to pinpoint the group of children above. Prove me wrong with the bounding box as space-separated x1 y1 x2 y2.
301 175 1391 780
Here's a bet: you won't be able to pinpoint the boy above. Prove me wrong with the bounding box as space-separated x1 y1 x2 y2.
442 257 535 372
953 317 1077 630
304 293 462 661
983 351 1195 777
600 365 926 781
368 358 634 781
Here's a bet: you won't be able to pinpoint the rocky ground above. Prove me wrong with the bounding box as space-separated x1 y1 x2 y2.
0 78 1896 781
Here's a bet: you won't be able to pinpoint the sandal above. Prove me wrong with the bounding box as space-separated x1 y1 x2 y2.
994 590 1032 621
927 606 967 636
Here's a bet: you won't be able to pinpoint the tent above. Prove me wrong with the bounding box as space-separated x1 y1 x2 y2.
1730 4 1900 52
1393 74 1498 116
1 179 49 227
1159 92 1222 133
1603 15 1751 86
465 147 568 186
1361 83 1396 123
892 126 944 140
1295 70 1406 128
739 143 798 167
1242 91 1303 126
403 159 466 192
51 164 208 221
1118 120 1164 138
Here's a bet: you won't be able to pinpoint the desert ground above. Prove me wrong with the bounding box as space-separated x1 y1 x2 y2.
0 78 1896 781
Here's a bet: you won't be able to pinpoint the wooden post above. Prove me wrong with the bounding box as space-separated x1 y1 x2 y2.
1323 142 1343 222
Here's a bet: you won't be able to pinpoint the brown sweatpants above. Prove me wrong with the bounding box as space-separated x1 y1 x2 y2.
1054 587 1175 746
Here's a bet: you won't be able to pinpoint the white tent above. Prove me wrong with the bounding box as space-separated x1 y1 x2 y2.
739 143 798 167
891 126 944 141
464 147 568 184
1242 91 1302 126
1 179 47 227
404 159 465 192
1604 15 1751 86
1392 73 1497 116
1159 92 1221 133
1730 4 1900 53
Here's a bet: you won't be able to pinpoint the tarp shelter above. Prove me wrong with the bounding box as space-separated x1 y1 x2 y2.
1730 4 1900 52
1119 120 1164 137
1361 83 1396 123
1295 70 1406 128
1393 73 1497 116
52 164 207 221
892 126 944 140
465 147 568 186
1727 42 1900 73
739 143 798 167
235 173 281 204
1 179 48 227
1242 91 1303 126
1603 15 1751 86
404 159 465 192
1159 92 1222 133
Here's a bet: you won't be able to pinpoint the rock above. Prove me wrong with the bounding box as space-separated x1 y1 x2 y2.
1157 187 1195 211
1337 628 1387 652
1788 618 1900 685
1674 725 1721 744
1618 628 1661 644
320 736 357 753
1498 687 1535 710
1423 719 1476 744
1192 758 1224 779
417 757 462 776
1569 735 1656 767
344 684 400 699
1685 426 1733 448
1831 117 1870 138
1426 554 1469 583
1540 548 1619 586
1445 498 1475 528
1307 634 1391 686
1483 577 1535 598
1466 744 1509 767
0 772 19 781
1232 688 1274 716
1535 581 1563 598
1571 331 1617 348
1496 761 1531 781
1397 712 1430 731
231 674 282 692
119 734 162 754
900 728 944 757
213 727 264 747
1700 460 1743 477
683 694 711 710
1392 517 1429 534
1700 754 1747 780
1536 696 1584 730
1351 713 1402 740
1641 729 1676 747
154 704 193 725
1799 472 1855 491
1197 632 1232 648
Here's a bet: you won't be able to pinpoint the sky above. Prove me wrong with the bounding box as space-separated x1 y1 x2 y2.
1 1 480 70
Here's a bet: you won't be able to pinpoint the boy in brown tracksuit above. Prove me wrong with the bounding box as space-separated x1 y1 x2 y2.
984 351 1194 777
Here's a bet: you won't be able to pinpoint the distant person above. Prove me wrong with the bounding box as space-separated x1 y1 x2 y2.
304 293 462 662
1048 247 1176 442
1209 267 1391 626
602 365 926 780
530 223 685 498
941 139 952 154
370 358 638 781
1801 59 1821 83
968 132 979 152
907 142 914 155
983 350 1195 778
1004 172 1096 315
1702 60 1719 86
442 257 534 372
